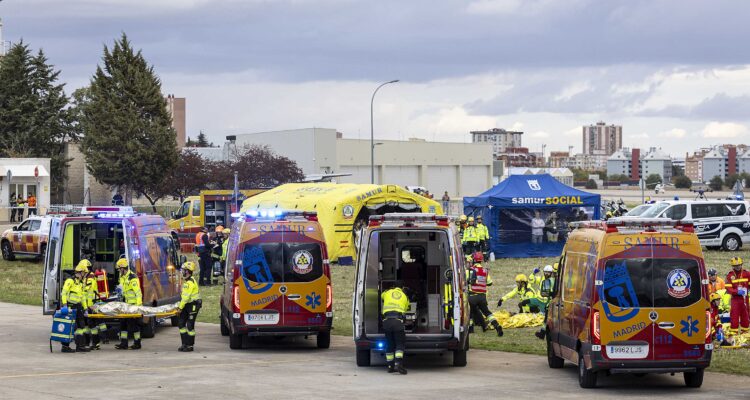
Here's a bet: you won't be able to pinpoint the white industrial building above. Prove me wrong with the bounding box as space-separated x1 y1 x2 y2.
0 158 51 220
224 128 493 197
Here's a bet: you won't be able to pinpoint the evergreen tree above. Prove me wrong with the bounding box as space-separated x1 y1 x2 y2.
196 131 209 147
0 42 76 199
79 34 178 210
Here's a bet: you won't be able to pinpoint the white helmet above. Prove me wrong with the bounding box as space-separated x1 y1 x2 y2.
543 265 554 273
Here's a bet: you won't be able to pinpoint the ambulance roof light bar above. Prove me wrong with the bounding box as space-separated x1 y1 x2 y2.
231 209 318 221
571 218 693 233
368 213 449 227
80 206 135 215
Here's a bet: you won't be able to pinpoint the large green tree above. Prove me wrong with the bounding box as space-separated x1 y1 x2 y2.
79 34 178 209
0 42 76 199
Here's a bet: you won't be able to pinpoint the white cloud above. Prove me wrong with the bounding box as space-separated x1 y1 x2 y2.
465 0 586 16
659 128 687 138
564 127 581 136
554 81 592 102
511 122 524 131
702 122 748 138
630 132 650 139
530 131 550 138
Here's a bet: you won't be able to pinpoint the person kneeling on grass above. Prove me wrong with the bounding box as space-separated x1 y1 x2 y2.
497 274 542 313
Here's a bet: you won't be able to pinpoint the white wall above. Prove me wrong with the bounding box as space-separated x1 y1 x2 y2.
461 166 490 197
383 166 420 187
426 166 458 196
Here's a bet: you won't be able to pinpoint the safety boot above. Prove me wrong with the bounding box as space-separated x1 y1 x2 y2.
535 329 545 340
115 341 129 350
130 341 141 350
76 346 90 352
178 345 189 352
387 361 395 373
395 361 407 375
492 321 503 337
61 345 75 353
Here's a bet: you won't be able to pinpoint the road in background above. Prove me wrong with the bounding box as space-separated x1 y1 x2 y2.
1 303 748 399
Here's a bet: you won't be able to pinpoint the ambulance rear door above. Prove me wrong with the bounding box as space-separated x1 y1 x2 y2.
42 217 62 315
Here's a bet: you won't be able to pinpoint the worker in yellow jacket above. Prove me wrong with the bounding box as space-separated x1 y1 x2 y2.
83 261 107 349
178 261 202 352
381 282 410 375
115 257 143 350
59 261 91 353
498 274 542 313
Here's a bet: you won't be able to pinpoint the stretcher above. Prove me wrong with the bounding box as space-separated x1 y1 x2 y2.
87 310 180 319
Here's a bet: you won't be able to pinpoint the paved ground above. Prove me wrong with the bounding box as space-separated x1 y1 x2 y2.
1 302 748 399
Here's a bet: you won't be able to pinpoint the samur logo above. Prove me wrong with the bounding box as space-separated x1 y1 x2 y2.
527 180 541 191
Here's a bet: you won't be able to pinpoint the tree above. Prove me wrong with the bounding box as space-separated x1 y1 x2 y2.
709 175 724 191
645 173 662 187
673 175 692 189
671 164 684 177
161 149 211 202
726 173 742 191
608 174 629 182
196 131 210 147
585 179 597 189
0 42 77 200
207 144 304 189
78 34 178 211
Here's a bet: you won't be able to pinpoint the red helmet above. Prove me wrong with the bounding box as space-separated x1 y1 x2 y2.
472 252 484 262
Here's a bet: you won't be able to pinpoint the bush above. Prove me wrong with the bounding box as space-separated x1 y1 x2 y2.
709 175 724 191
646 173 662 187
673 175 692 189
585 179 598 189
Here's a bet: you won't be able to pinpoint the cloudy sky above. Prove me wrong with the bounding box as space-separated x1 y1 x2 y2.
4 0 750 157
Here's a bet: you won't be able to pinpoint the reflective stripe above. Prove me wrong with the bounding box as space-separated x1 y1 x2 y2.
395 351 404 358
120 332 128 339
53 318 72 323
51 333 72 339
179 328 187 334
187 331 196 336
725 284 733 287
134 332 141 340
91 328 99 335
385 353 394 361
83 328 90 334
732 278 749 283
98 324 107 331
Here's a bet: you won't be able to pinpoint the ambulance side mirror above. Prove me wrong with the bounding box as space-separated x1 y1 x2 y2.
179 255 187 267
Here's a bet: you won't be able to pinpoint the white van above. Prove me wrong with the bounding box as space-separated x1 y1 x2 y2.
639 199 750 250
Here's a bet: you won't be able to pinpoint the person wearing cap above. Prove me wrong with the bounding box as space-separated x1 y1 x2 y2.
456 215 467 237
59 260 91 353
115 257 143 350
707 268 726 296
726 257 750 335
177 261 202 352
462 217 480 255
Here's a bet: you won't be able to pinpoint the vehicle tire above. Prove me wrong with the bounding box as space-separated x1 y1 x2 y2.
453 334 469 367
229 333 243 349
547 334 564 369
722 234 741 251
356 348 371 367
38 243 46 261
170 316 179 327
2 241 14 261
578 352 597 388
220 314 230 336
141 317 156 339
684 368 704 388
316 331 331 349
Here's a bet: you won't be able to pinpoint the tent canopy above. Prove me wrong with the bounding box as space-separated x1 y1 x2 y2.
463 174 600 258
240 183 442 264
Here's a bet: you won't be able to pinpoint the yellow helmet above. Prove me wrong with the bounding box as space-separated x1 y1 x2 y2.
116 258 129 269
709 293 721 302
515 274 528 283
459 215 467 222
223 229 231 235
468 217 475 223
181 261 196 272
75 259 91 273
553 262 559 272
730 257 743 267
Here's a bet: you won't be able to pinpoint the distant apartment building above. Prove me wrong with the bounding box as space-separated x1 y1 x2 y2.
695 144 750 181
548 151 570 168
606 147 672 182
166 94 186 148
685 150 707 182
471 128 523 157
583 121 622 168
496 147 541 168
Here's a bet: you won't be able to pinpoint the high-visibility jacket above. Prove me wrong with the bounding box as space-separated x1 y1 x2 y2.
708 277 726 295
716 289 731 313
382 288 410 315
726 269 750 297
119 270 142 306
528 272 543 291
476 223 489 241
462 226 480 243
220 239 229 262
502 285 537 302
61 277 85 306
179 277 201 309
84 276 98 309
195 232 205 245
27 196 36 207
468 264 492 294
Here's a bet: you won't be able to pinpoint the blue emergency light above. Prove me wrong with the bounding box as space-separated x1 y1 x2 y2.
376 341 385 350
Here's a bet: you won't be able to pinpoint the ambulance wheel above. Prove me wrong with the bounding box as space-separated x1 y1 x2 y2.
229 333 243 349
2 241 14 261
578 352 597 388
220 314 230 336
316 331 331 349
141 317 156 339
356 349 371 367
547 335 564 369
684 368 704 388
170 316 179 327
722 234 741 251
38 244 46 261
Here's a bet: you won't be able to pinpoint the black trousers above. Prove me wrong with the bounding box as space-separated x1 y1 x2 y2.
198 253 212 285
468 293 493 328
178 300 201 346
119 318 141 344
65 304 86 348
383 317 406 363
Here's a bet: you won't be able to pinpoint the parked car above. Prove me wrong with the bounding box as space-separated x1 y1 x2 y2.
1 215 54 260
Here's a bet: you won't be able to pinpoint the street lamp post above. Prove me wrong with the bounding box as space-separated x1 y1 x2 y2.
370 79 399 184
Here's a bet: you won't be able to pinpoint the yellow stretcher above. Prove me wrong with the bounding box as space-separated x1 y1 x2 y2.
87 310 180 319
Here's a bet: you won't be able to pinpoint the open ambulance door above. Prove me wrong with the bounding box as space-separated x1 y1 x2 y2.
42 218 62 315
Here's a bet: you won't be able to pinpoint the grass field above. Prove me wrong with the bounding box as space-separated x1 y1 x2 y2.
3 249 748 375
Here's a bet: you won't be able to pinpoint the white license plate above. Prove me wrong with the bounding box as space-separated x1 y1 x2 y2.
244 312 279 325
606 344 649 359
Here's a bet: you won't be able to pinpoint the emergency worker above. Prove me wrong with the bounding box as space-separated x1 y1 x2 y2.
498 274 540 313
84 263 107 349
726 257 750 335
534 265 557 339
467 252 503 337
210 226 225 284
475 215 489 255
220 229 231 275
115 258 143 350
462 217 480 255
177 262 202 352
707 268 726 295
196 227 212 286
381 281 409 375
59 261 91 353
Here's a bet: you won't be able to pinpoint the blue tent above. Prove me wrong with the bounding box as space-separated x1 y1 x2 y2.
463 174 601 258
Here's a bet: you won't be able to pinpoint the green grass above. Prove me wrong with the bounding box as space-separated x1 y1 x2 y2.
3 249 748 375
